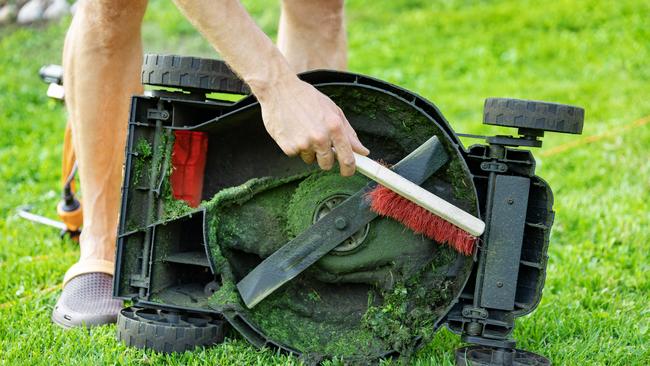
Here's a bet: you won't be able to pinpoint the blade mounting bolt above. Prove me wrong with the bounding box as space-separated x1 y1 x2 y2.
335 217 348 230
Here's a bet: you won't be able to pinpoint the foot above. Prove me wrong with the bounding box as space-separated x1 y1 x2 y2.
52 272 123 328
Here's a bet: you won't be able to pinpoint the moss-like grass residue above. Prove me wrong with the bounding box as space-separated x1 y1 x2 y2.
158 84 477 362
362 261 455 356
205 173 314 314
209 277 241 311
245 280 387 361
202 173 392 359
132 137 153 187
286 170 369 237
158 132 197 221
322 85 476 206
443 158 476 207
285 171 443 290
202 172 312 274
201 171 469 362
324 86 446 152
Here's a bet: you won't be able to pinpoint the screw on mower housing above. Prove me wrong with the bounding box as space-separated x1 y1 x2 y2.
113 54 584 365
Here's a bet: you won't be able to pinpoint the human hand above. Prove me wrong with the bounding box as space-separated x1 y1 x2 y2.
171 0 367 174
254 75 369 176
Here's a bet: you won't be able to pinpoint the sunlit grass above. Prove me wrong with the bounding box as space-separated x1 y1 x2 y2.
0 0 648 364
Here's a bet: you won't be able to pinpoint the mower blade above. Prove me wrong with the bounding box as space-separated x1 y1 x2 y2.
237 136 449 308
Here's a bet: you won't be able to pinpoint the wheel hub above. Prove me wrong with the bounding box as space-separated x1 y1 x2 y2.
313 194 369 254
132 307 213 327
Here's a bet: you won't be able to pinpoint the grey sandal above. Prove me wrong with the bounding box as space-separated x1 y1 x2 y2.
52 272 123 328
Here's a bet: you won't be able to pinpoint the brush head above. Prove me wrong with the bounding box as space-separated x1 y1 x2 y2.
367 185 477 255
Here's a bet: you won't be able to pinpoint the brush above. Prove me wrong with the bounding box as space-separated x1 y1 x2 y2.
353 152 484 255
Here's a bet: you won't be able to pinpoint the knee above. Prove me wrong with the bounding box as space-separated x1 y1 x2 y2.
73 0 147 49
79 0 147 22
282 0 344 29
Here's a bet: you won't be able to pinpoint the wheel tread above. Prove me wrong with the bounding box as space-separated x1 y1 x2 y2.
141 54 250 95
483 97 584 134
116 306 225 354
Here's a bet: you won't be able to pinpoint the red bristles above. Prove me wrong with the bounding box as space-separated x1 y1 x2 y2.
367 185 476 255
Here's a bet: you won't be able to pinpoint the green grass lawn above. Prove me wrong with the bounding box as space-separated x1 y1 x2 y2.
1 0 648 364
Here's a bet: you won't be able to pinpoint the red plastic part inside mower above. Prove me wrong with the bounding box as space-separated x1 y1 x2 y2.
170 131 208 207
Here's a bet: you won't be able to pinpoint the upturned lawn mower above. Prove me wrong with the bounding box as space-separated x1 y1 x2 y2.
113 54 584 365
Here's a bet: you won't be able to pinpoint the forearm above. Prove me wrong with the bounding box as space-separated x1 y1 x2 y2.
172 0 296 99
173 0 369 176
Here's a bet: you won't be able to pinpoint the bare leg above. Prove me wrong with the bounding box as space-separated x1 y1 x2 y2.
53 0 148 329
278 0 347 73
63 0 147 268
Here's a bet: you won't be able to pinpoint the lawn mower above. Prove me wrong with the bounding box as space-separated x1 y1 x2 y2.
112 54 584 365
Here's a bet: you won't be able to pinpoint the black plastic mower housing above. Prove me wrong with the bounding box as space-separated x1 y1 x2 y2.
113 62 567 363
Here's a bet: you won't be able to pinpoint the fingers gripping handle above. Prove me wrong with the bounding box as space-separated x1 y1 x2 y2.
353 153 486 237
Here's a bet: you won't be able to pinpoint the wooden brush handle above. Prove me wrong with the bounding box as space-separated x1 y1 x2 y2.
354 153 486 237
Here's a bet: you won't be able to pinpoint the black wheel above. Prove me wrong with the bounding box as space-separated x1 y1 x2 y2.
141 54 250 95
455 345 551 366
116 306 225 353
483 97 584 134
